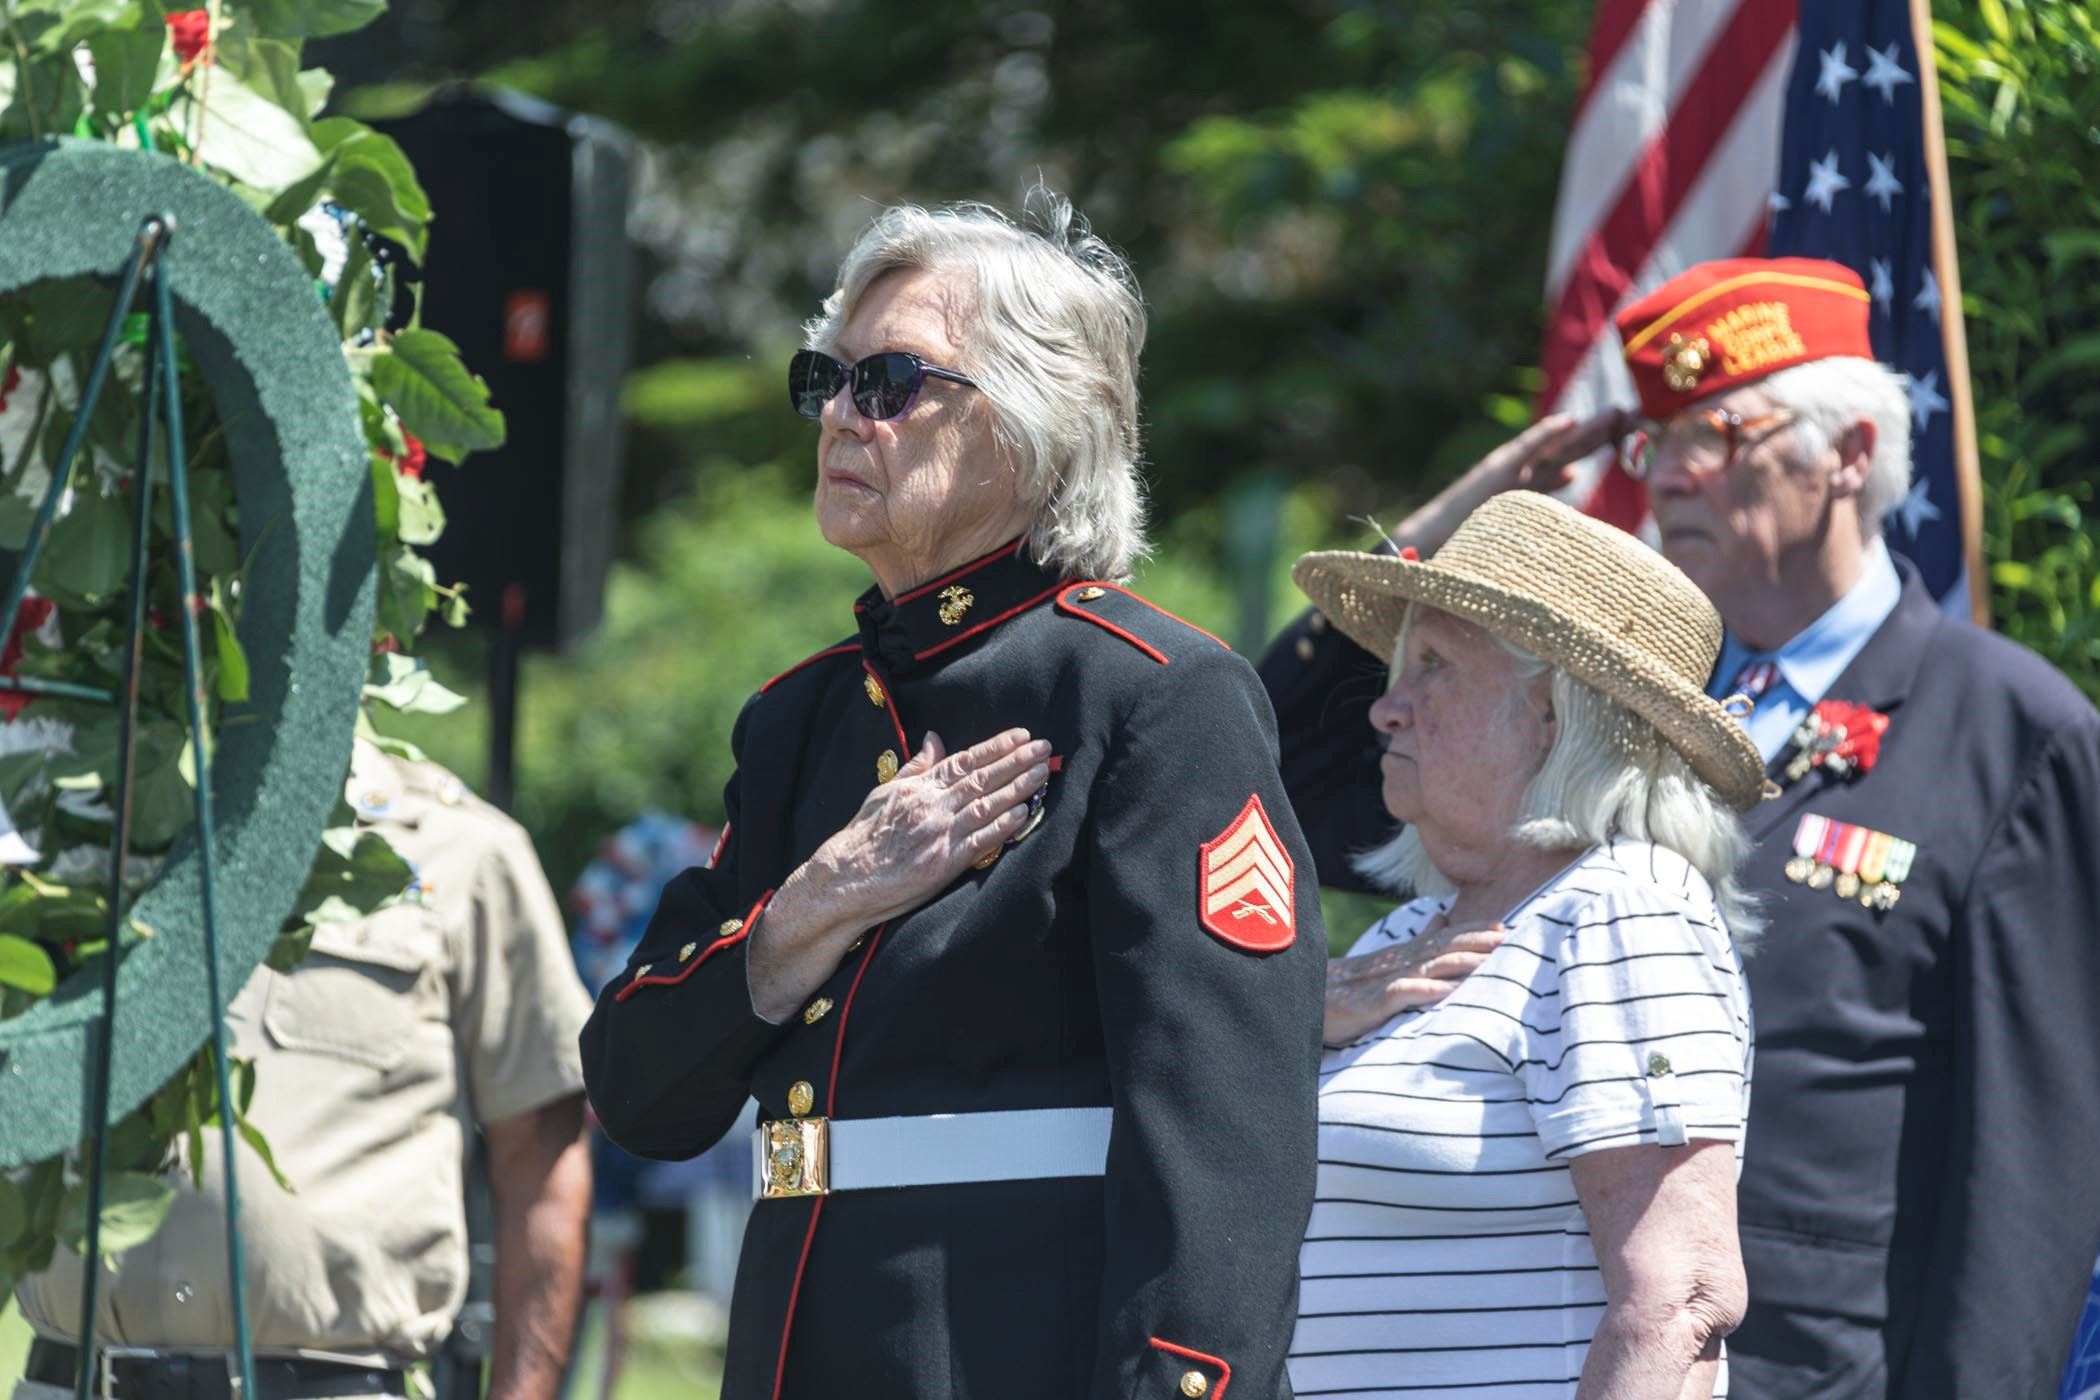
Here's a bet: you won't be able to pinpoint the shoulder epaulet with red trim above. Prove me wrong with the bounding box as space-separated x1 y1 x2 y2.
1052 582 1231 666
758 638 860 694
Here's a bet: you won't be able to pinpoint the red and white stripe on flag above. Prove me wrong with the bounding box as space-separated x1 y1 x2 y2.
1541 0 1800 535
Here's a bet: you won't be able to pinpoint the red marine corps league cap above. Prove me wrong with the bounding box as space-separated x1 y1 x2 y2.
1614 257 1876 421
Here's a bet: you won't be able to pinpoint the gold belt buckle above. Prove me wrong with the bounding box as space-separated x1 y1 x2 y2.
760 1116 830 1198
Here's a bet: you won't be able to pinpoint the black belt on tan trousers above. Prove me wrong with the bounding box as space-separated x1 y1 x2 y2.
26 1339 409 1400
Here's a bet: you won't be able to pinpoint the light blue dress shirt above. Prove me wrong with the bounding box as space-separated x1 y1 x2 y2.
1707 538 1904 763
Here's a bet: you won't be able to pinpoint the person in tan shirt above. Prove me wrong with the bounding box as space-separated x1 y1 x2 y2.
14 739 593 1400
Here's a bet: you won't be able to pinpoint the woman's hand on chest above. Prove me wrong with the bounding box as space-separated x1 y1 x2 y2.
1323 916 1507 1047
748 727 1051 1021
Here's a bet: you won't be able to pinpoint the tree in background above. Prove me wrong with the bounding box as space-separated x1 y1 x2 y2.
1936 0 2100 697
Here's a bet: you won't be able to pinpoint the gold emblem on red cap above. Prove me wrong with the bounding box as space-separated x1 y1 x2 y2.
1662 333 1711 393
1707 300 1808 379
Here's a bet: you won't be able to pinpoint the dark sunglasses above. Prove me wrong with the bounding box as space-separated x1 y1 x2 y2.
787 349 980 422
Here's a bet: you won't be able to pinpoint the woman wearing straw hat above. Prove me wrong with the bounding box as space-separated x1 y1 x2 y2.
1286 490 1763 1399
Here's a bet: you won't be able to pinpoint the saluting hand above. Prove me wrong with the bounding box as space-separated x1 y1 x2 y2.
1388 409 1632 559
749 729 1050 1022
1323 917 1507 1047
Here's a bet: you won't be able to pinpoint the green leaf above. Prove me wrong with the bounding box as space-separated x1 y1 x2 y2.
1977 0 2012 44
0 934 57 995
374 543 438 641
216 34 307 124
0 53 87 141
87 26 166 119
369 330 505 464
369 450 402 538
313 122 431 259
173 64 323 191
363 652 466 714
393 471 445 547
57 1171 177 1257
2020 333 2100 396
229 0 388 41
127 723 198 849
237 1118 294 1193
10 0 133 58
2042 229 2100 271
289 829 411 922
41 486 133 604
209 576 249 702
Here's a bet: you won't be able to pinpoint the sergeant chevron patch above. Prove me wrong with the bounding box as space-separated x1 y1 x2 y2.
1198 795 1295 952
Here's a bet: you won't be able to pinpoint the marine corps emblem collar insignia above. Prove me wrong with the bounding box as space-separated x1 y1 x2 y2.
1662 332 1711 393
937 585 975 625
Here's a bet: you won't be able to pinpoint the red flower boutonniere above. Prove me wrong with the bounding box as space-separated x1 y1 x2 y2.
1784 699 1889 784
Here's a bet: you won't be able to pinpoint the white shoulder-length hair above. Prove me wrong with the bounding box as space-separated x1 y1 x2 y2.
804 187 1150 582
1355 609 1762 949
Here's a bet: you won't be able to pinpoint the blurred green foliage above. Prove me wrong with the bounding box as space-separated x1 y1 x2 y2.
1935 0 2100 694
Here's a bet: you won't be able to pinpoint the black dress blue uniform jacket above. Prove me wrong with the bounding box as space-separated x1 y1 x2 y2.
1258 560 2100 1399
583 540 1327 1400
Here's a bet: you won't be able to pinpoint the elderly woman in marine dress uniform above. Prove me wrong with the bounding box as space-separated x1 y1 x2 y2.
579 191 1326 1400
1287 492 1763 1399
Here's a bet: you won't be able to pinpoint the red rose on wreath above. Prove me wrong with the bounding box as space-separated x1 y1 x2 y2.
165 10 212 65
386 431 427 481
1784 698 1890 783
0 596 57 721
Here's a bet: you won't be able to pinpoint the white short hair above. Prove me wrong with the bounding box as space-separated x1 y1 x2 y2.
805 187 1150 581
1353 610 1761 948
1759 356 1912 542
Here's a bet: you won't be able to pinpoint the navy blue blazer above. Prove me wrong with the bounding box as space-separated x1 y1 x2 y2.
1259 563 2100 1399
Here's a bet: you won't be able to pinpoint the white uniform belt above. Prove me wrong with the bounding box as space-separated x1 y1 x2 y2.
751 1106 1112 1199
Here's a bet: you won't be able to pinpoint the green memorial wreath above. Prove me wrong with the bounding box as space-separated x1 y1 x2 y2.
0 0 503 1284
0 139 373 1165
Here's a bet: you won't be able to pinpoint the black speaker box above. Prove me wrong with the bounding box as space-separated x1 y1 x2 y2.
380 88 634 652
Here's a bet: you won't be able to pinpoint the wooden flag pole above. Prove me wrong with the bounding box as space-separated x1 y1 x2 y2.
1910 0 1989 627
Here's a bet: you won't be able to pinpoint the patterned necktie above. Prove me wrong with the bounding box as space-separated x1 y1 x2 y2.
1728 658 1782 703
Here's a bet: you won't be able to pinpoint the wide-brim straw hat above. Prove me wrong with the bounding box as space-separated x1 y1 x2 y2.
1291 492 1767 812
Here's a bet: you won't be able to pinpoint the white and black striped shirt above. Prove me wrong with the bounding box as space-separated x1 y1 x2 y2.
1289 840 1753 1399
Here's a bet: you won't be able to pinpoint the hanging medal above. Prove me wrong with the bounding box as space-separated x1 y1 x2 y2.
1786 814 1828 885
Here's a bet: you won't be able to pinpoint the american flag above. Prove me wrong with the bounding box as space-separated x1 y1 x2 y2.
1540 0 1983 620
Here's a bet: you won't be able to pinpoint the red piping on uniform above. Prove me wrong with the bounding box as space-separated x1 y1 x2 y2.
892 538 1025 604
769 921 888 1400
825 924 886 1113
913 584 1063 661
1147 1338 1232 1398
707 822 733 871
613 889 773 1002
760 643 859 694
1080 582 1232 650
862 659 910 749
1056 590 1167 664
770 1197 824 1400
